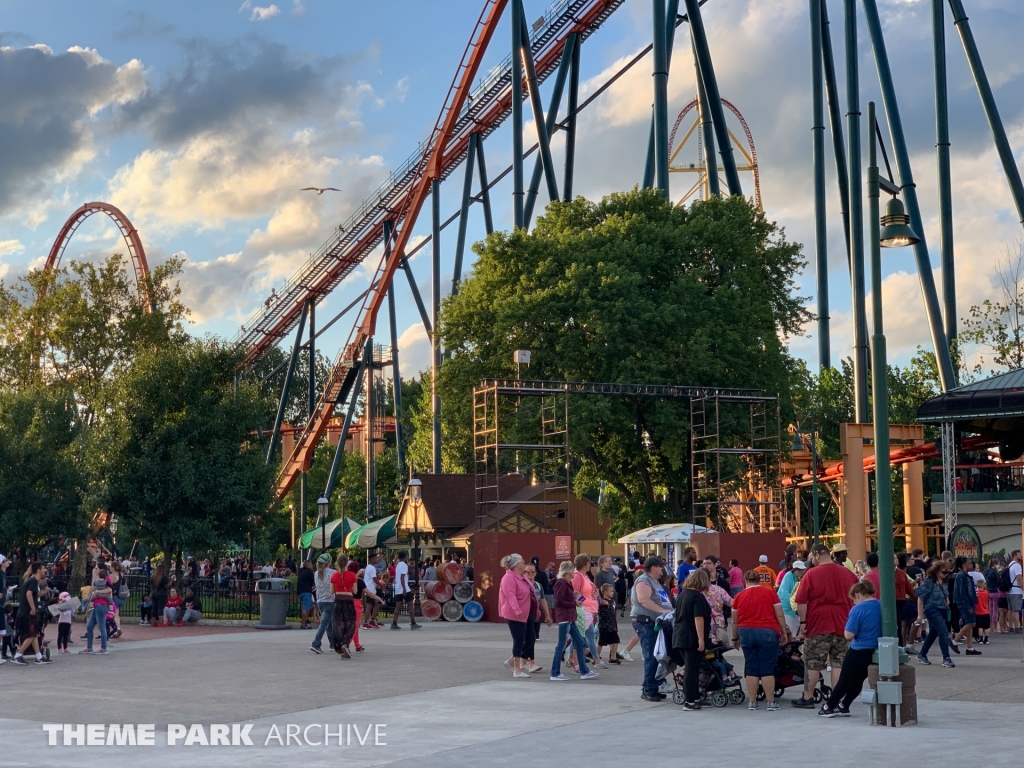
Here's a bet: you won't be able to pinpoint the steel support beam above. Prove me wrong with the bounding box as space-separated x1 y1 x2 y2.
947 0 1024 227
476 135 495 234
452 132 479 295
511 0 525 228
684 0 742 196
933 0 957 352
862 0 955 392
525 33 576 227
652 0 670 196
821 0 851 265
389 280 405 481
365 336 376 520
563 32 580 201
846 0 869 422
644 0 679 193
266 301 308 465
694 32 719 198
321 355 367 506
811 0 830 370
431 178 442 473
400 256 432 340
519 4 559 207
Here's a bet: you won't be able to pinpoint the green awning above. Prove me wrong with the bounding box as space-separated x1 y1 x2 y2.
345 515 398 549
299 517 361 549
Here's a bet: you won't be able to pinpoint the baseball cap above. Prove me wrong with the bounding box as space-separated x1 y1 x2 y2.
758 555 768 563
791 560 807 570
643 556 665 571
830 542 848 554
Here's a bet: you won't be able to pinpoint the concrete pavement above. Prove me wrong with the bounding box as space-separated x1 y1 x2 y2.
2 620 1024 767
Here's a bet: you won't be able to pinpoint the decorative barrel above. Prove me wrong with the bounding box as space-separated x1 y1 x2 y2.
420 599 442 622
439 562 465 585
426 581 453 604
442 599 464 621
462 600 484 622
452 581 474 604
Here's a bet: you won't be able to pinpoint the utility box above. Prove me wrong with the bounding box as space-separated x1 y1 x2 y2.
255 578 292 629
877 638 900 676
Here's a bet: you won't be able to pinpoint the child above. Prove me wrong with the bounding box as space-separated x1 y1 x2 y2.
597 583 620 666
163 588 183 626
975 576 991 645
57 592 73 653
550 560 597 680
819 580 882 718
139 594 154 625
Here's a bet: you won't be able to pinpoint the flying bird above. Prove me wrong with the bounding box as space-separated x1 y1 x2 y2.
301 187 341 195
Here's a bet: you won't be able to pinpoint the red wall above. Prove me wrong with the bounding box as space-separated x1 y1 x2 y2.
690 531 790 573
473 532 571 623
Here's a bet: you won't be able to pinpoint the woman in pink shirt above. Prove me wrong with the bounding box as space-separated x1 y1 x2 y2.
498 553 539 678
728 559 744 597
571 553 600 662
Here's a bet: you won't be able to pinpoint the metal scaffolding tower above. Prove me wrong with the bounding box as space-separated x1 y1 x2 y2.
690 392 785 533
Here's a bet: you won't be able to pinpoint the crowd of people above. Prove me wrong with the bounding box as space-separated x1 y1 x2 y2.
493 543 1024 718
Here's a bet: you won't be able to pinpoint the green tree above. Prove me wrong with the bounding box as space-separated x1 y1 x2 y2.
434 190 810 536
961 244 1024 375
0 386 88 551
89 339 275 572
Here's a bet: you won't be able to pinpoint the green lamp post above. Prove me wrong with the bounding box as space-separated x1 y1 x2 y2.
867 101 921 643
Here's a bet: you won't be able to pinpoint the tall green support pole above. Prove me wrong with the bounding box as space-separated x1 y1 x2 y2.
862 0 955 393
511 0 525 228
694 34 719 198
643 0 680 191
563 34 580 201
933 0 957 352
811 409 820 546
947 0 1024 227
868 101 898 640
452 132 478 294
822 0 852 266
518 4 559 205
386 219 405 482
811 0 830 370
652 0 670 197
525 34 574 226
685 0 742 196
431 178 442 473
845 0 869 422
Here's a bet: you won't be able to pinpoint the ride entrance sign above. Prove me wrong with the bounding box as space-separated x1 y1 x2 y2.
947 523 983 561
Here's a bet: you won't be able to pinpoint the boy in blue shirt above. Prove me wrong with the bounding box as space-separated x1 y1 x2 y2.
818 580 882 718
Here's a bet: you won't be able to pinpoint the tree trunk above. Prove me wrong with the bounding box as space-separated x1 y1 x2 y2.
70 537 88 592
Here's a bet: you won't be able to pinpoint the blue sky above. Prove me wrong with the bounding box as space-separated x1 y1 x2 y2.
2 0 1023 378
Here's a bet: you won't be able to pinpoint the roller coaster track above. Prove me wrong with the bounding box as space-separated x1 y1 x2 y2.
235 0 624 367
270 0 631 498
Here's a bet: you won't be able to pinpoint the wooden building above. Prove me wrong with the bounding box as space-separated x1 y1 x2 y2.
396 473 612 558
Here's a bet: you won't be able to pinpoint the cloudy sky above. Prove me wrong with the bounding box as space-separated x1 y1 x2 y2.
1 0 1022 378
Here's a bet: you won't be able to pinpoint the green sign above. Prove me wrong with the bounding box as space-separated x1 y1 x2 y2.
947 523 983 561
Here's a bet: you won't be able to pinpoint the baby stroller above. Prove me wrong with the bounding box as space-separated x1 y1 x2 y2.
755 640 831 702
671 643 746 708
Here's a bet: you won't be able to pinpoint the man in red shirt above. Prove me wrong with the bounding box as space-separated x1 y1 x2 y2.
791 543 858 709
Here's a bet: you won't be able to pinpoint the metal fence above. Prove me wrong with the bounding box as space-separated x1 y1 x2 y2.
929 463 1024 495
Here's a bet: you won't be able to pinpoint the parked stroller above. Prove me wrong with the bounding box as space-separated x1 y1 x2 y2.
755 639 831 702
671 643 746 708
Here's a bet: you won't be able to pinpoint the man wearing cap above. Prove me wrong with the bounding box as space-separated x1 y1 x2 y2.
753 555 777 590
777 560 807 636
831 542 856 573
791 543 858 708
630 556 674 702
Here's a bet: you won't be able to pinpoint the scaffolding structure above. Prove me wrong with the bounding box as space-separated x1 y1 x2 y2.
690 392 785 533
473 380 570 531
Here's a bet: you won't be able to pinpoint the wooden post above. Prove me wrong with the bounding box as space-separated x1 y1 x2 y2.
841 423 868 563
903 461 926 550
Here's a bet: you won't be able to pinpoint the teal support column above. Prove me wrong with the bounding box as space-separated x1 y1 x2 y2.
511 0 525 228
652 0 670 197
811 0 830 370
693 34 719 198
821 0 852 267
933 0 957 352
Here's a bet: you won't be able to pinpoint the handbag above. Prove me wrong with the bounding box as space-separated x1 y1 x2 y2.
119 583 130 600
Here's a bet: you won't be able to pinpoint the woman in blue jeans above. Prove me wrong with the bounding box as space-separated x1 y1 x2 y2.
916 562 955 667
731 570 788 711
550 562 597 680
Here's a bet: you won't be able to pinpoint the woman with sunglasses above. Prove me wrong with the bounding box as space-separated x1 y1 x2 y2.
915 561 955 668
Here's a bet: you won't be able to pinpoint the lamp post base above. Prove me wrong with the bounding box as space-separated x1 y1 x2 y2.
867 663 918 726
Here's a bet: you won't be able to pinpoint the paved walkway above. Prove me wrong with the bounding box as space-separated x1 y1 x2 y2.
3 620 1023 767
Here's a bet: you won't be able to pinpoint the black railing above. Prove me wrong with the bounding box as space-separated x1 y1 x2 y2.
929 464 1024 495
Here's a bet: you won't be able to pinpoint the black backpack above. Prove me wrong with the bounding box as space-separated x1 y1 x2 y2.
999 567 1014 593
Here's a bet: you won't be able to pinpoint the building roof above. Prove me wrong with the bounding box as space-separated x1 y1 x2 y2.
398 473 528 532
617 523 714 545
917 367 1024 424
450 482 590 540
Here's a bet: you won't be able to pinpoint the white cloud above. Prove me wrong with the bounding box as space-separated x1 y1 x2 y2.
396 322 431 377
0 239 25 258
292 0 306 17
250 5 281 21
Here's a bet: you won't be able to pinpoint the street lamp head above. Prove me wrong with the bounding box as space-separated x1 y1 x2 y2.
109 515 118 535
879 197 920 248
791 433 804 453
317 496 329 517
408 477 423 503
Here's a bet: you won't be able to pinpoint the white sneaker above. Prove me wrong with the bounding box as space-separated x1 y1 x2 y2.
580 671 600 680
621 650 634 662
528 664 543 673
513 671 530 678
550 673 569 681
503 658 513 670
596 661 609 668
